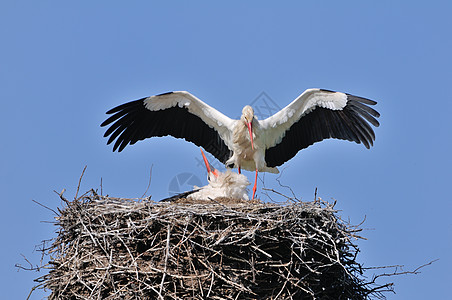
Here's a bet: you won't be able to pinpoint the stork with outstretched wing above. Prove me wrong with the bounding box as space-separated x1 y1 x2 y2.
101 88 380 199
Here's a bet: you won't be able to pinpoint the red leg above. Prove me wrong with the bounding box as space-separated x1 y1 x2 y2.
238 166 241 174
252 169 258 200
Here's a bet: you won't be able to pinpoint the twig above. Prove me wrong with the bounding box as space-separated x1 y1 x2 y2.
32 199 59 216
367 259 439 283
53 189 70 205
314 187 318 202
159 224 171 298
275 167 299 201
75 165 87 200
16 254 39 272
262 188 296 202
26 283 44 300
141 164 154 199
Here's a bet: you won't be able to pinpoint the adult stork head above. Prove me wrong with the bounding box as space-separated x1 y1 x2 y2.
241 105 255 150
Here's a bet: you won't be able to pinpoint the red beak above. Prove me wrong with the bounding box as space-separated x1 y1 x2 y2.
246 121 254 150
200 148 219 178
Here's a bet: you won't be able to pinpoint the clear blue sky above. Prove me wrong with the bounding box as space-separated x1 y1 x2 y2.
1 1 451 299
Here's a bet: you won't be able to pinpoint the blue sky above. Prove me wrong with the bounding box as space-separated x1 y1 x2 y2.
1 1 451 299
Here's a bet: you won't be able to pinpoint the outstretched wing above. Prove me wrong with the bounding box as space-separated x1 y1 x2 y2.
260 88 380 167
101 91 234 163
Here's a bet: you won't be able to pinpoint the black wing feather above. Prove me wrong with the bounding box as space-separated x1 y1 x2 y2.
101 98 232 163
265 94 379 167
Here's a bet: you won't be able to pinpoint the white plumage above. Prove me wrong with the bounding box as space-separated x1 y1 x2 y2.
102 88 380 199
188 169 250 201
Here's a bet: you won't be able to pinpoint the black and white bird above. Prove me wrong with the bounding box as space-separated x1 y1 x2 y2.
159 148 250 202
101 88 380 199
189 148 250 201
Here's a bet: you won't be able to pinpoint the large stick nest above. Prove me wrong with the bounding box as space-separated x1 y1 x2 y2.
35 191 387 299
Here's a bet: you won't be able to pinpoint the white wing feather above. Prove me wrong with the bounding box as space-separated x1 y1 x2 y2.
260 88 348 148
144 91 235 147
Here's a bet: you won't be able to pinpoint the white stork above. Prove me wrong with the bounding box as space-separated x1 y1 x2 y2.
101 88 380 199
160 149 250 202
188 149 250 200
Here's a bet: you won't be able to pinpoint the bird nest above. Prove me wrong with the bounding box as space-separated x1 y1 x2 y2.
33 190 390 299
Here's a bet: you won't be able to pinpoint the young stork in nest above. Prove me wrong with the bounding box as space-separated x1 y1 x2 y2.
187 149 250 201
159 149 250 202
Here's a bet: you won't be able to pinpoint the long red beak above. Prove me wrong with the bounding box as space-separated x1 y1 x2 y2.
246 121 254 150
200 148 219 178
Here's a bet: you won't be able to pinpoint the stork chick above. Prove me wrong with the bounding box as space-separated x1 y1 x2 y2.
188 149 250 201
